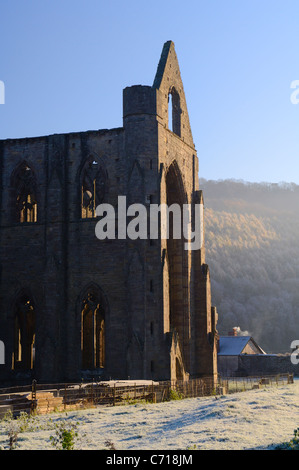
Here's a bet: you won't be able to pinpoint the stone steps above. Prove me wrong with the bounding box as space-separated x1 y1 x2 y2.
34 396 64 414
0 391 65 416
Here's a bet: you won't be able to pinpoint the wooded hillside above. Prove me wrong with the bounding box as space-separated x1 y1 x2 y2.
200 178 299 353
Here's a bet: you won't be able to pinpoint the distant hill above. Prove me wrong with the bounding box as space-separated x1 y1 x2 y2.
199 178 299 354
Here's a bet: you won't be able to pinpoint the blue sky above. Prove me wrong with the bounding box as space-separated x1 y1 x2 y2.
1 0 299 184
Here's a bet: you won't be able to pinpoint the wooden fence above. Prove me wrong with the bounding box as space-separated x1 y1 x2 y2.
0 373 293 418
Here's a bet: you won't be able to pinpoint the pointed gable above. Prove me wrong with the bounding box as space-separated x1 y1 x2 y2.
218 336 266 356
153 41 195 148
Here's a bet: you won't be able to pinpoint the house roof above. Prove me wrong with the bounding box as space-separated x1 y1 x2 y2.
218 336 266 356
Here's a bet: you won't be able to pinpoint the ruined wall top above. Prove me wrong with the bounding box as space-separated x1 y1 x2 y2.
153 41 195 148
123 41 195 149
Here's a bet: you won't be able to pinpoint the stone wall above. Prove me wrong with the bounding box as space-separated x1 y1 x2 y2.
218 354 299 377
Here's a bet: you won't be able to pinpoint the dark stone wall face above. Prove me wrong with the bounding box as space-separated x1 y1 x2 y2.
0 129 129 383
0 42 218 385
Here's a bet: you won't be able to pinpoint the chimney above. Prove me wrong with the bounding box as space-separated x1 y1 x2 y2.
228 327 238 337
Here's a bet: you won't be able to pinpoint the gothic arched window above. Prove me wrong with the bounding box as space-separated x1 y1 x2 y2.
12 295 35 371
81 156 107 219
81 290 105 369
13 163 38 223
165 161 187 349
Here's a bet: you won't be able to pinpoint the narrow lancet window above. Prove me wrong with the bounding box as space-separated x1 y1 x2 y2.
12 296 35 371
81 157 107 219
168 88 181 137
14 164 38 223
81 291 105 369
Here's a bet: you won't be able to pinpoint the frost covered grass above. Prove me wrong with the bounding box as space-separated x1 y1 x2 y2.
1 380 299 450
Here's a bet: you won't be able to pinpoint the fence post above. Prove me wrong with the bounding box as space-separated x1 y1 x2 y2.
64 384 67 410
31 379 37 414
113 383 116 406
91 381 94 405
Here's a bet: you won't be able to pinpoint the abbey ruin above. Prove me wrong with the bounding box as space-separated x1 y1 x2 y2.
0 41 218 386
